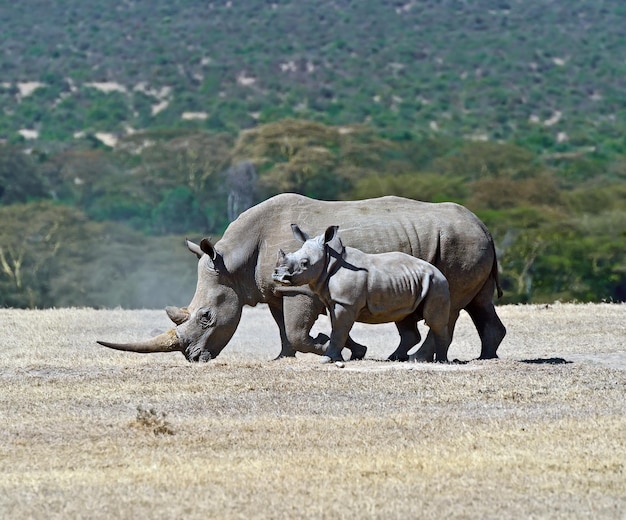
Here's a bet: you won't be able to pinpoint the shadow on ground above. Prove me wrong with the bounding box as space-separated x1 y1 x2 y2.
520 357 572 365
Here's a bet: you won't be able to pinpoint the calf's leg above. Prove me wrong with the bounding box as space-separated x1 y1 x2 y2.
279 293 368 360
388 316 421 362
420 284 452 362
412 309 458 362
321 303 357 363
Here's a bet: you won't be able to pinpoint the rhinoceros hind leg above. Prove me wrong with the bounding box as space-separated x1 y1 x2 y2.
346 336 367 360
411 312 459 362
388 316 421 362
465 280 506 359
410 338 434 362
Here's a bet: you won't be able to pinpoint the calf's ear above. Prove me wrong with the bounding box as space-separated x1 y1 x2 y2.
291 224 310 243
323 225 339 244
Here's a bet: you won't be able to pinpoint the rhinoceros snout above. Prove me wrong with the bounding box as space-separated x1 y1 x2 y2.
272 270 293 285
183 343 212 363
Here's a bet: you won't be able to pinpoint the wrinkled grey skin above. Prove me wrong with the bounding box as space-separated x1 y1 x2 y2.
98 193 505 362
273 225 452 363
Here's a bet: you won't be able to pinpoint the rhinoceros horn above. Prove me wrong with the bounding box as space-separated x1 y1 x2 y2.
166 306 190 325
97 328 182 354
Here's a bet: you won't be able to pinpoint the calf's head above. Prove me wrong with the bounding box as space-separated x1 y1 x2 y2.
273 224 340 287
98 238 242 363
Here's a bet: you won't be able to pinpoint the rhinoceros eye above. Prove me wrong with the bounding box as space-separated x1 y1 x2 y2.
199 309 214 329
300 259 309 269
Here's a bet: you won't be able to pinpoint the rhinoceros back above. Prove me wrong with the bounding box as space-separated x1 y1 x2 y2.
217 193 496 310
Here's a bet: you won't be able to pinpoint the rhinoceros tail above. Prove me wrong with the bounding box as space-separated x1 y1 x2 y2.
492 252 503 299
481 222 503 299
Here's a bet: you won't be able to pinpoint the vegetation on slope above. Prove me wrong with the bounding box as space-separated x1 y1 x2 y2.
1 0 625 151
1 120 625 307
0 1 624 307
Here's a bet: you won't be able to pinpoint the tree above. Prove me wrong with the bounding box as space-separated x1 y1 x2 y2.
432 141 540 180
0 144 47 204
39 148 122 206
0 202 90 307
118 130 234 232
231 119 400 200
224 161 258 222
467 172 562 211
47 224 198 309
151 186 207 234
478 207 555 303
552 211 626 302
351 172 468 203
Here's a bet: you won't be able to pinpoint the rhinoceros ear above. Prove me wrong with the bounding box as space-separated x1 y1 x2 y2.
200 238 218 261
291 224 310 243
323 225 339 245
186 237 221 267
186 238 205 259
200 237 226 272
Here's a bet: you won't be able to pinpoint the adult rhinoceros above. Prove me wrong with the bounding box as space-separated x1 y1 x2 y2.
98 193 506 362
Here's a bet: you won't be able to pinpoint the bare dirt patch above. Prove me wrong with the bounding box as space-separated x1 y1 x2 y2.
0 304 624 519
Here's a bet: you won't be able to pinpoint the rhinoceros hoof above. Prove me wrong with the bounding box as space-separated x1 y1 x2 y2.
349 345 367 360
320 355 343 364
408 352 435 362
387 354 410 362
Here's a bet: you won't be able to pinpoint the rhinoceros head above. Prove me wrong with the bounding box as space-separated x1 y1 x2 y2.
98 238 242 362
272 224 340 287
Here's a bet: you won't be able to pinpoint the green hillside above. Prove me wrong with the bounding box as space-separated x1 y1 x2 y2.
1 0 625 149
0 1 625 308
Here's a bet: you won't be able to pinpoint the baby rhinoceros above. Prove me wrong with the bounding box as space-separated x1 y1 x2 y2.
272 224 452 363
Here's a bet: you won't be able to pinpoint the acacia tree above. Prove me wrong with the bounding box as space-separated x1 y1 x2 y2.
224 161 258 222
231 119 399 200
118 130 234 232
549 211 626 302
432 141 541 180
40 148 122 206
351 172 468 202
0 202 90 307
0 144 47 204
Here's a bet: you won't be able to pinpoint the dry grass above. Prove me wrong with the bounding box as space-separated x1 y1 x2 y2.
0 303 625 519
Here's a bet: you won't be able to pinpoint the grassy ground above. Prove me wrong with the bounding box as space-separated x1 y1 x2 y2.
0 303 625 519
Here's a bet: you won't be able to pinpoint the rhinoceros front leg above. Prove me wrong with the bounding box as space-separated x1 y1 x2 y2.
268 302 296 358
320 303 356 363
275 293 329 358
275 293 367 360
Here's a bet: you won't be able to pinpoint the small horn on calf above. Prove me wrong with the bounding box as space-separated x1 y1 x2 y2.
97 328 182 354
